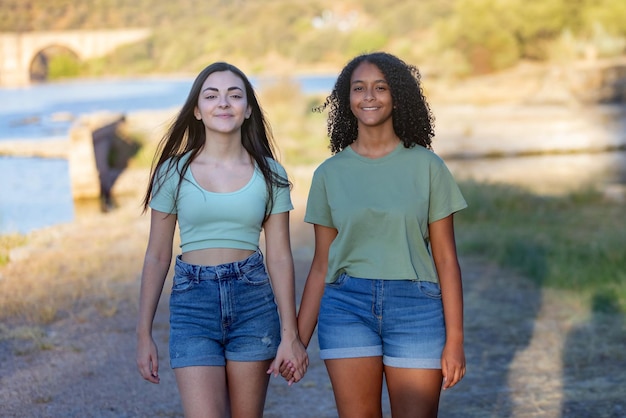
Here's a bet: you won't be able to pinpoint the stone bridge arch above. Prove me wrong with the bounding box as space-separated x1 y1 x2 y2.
0 29 150 86
30 44 81 82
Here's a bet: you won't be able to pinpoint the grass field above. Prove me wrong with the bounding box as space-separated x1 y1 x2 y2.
456 180 626 313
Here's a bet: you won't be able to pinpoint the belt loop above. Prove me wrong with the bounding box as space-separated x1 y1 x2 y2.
234 260 242 278
194 265 201 283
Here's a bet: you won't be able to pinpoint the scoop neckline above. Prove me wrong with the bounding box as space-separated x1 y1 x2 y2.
187 163 257 195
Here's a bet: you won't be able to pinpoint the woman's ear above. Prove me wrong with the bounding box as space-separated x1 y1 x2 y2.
245 105 252 119
194 107 202 120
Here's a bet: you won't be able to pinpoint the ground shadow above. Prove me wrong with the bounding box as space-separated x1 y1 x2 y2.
438 256 545 417
561 291 626 417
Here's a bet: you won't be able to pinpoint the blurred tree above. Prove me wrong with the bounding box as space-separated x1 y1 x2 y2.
437 0 521 73
0 0 623 77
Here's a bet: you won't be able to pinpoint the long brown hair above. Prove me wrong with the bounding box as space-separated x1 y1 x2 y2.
142 62 289 217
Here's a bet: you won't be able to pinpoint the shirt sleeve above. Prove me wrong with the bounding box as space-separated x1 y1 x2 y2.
428 159 467 223
149 162 179 214
269 160 294 214
304 167 334 228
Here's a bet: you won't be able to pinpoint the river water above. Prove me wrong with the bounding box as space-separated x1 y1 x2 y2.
0 76 336 141
1 76 625 234
0 75 337 234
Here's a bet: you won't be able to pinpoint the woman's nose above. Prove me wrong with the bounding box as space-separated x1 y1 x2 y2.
217 96 230 107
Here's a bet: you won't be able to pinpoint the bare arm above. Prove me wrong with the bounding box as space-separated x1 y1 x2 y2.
297 224 338 348
429 214 466 389
136 209 177 384
264 211 308 383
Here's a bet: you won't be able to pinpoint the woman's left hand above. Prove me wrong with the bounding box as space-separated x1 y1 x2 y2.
441 340 466 390
267 336 309 385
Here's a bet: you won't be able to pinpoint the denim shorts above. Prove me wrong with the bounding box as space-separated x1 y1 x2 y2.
318 273 445 369
168 250 280 368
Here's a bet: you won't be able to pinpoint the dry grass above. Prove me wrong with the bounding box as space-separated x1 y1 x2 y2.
0 234 27 267
0 182 150 327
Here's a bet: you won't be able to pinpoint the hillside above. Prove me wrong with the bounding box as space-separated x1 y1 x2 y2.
1 0 625 79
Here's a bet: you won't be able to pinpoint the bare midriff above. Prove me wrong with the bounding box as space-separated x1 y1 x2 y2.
181 248 256 266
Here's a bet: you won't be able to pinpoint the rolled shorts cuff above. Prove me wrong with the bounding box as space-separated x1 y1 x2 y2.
383 355 441 369
170 354 226 369
319 345 382 360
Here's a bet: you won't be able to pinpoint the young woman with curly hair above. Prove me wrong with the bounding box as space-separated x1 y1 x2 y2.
136 62 308 418
291 52 467 417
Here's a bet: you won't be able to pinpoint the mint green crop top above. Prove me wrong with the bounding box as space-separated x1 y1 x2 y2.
149 153 293 253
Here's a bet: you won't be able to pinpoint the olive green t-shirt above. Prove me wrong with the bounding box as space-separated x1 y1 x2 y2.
305 143 467 283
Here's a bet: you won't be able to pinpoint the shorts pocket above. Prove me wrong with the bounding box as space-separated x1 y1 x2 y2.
326 272 348 288
240 262 270 285
171 274 197 293
416 280 442 299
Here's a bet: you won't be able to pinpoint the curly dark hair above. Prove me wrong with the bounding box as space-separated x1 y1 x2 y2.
317 52 435 154
142 62 289 216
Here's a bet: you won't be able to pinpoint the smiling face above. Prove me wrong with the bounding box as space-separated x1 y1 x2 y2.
194 70 252 136
349 61 394 129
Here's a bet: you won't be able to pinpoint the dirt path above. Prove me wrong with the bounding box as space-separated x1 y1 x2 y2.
1 181 625 417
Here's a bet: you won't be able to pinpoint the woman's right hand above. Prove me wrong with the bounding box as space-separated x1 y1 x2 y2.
136 334 160 384
269 335 309 385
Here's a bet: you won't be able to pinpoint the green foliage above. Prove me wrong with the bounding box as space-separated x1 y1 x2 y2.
346 30 388 57
1 0 624 77
258 80 329 166
435 0 626 73
46 52 81 79
436 0 522 73
456 180 626 312
581 0 626 37
507 0 569 59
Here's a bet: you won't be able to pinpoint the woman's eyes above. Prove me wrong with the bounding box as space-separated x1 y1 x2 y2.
352 85 387 92
203 94 243 99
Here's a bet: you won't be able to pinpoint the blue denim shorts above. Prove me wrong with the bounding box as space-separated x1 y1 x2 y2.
168 250 280 368
318 273 445 369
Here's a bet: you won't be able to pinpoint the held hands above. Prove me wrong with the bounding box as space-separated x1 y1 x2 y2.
441 340 466 390
267 335 309 386
136 334 160 384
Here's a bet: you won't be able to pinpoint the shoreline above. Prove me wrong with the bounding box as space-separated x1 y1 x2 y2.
0 137 70 158
1 103 625 160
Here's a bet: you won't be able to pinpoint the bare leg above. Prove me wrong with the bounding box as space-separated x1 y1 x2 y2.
384 366 443 418
226 359 273 418
325 357 384 418
174 366 230 418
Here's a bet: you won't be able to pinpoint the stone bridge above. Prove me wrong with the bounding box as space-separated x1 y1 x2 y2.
0 29 151 86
